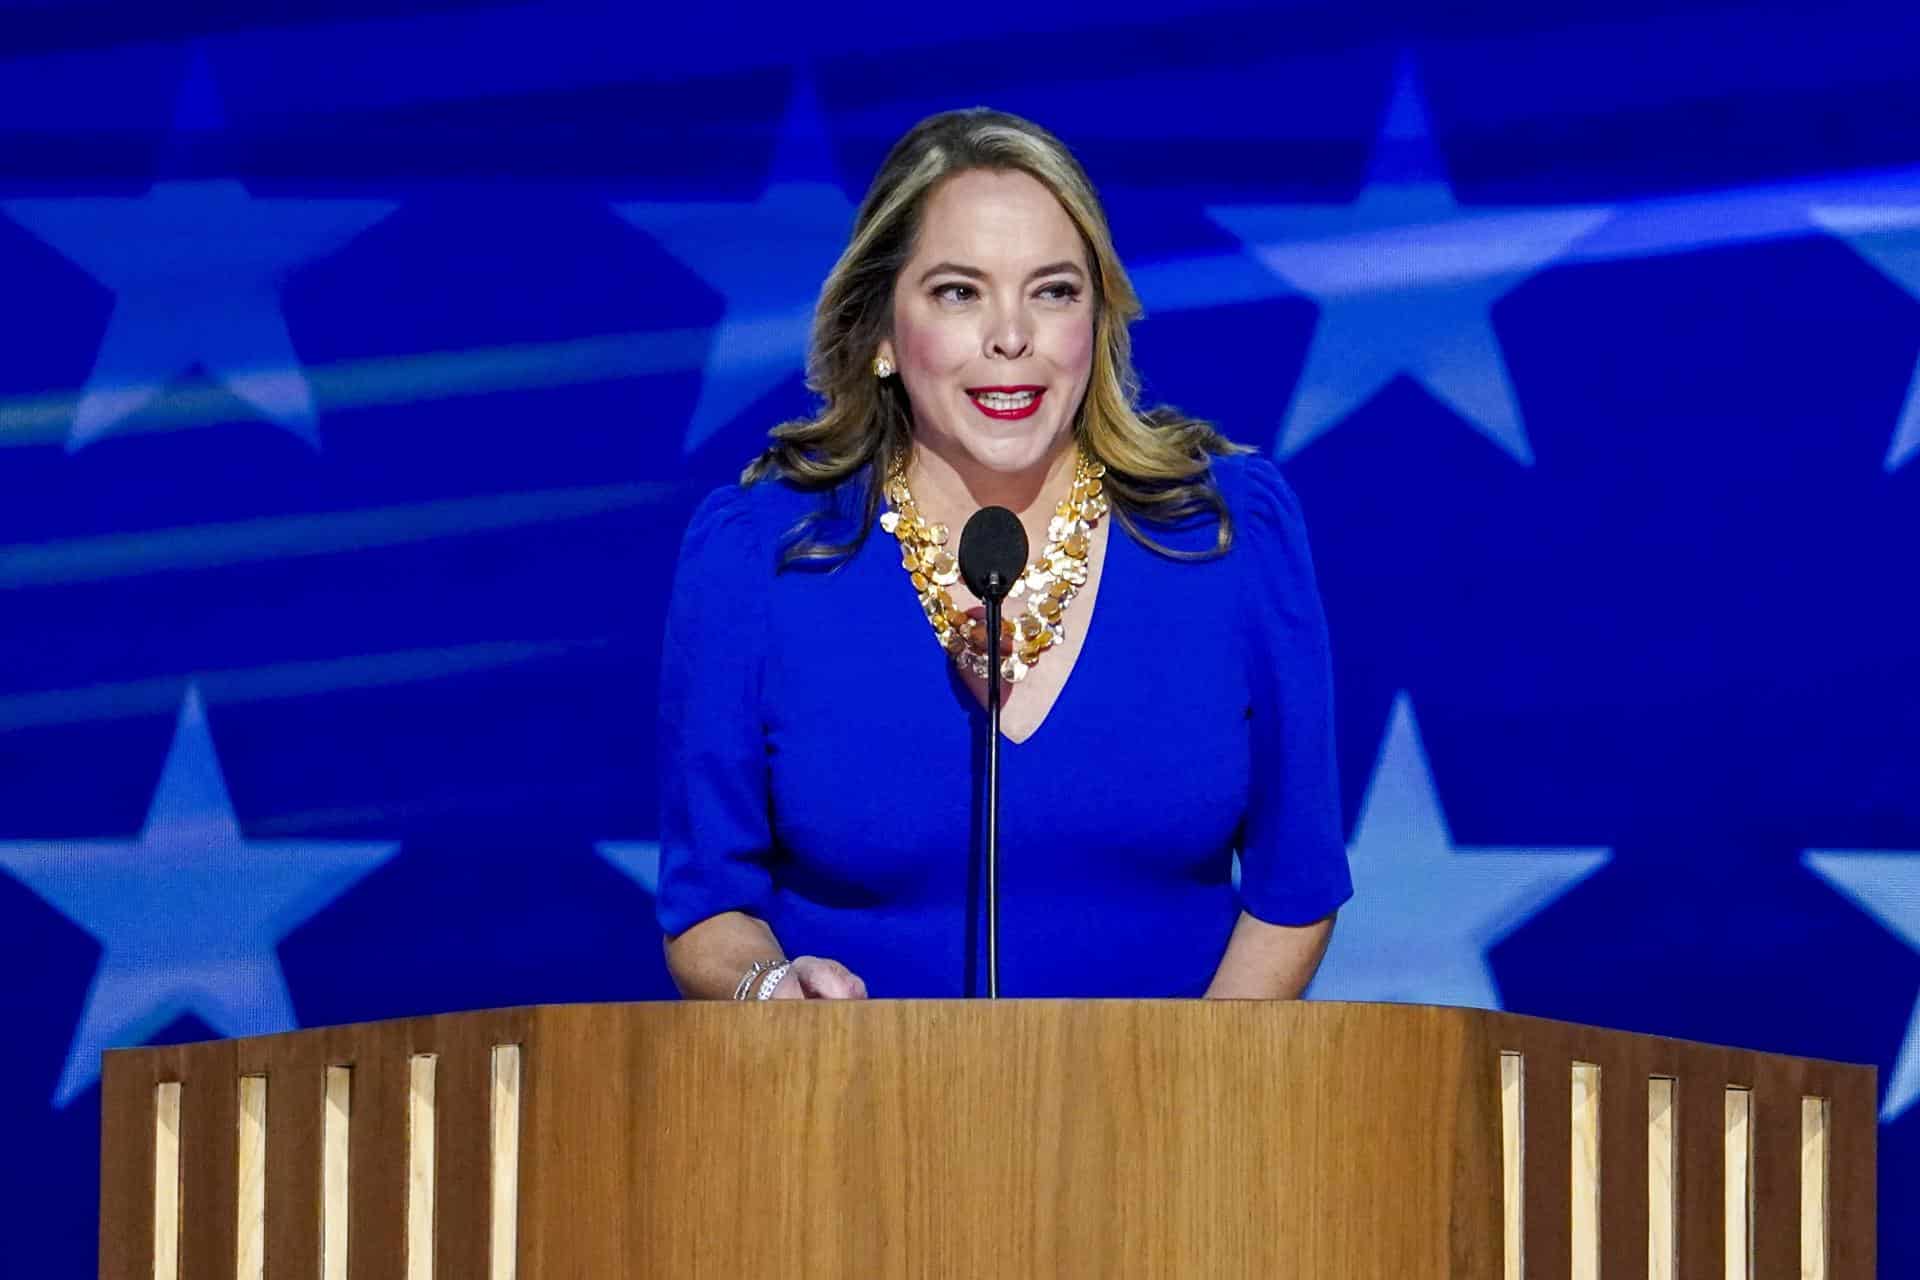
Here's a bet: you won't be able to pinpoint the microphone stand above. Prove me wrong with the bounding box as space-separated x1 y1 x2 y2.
984 576 1005 999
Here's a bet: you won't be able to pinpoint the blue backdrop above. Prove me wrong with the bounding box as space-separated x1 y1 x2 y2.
3 2 1918 1271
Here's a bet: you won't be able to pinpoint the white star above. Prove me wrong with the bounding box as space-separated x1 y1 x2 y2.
1803 849 1920 1119
614 73 852 454
1207 53 1612 463
0 685 399 1106
1809 202 1920 472
0 51 397 452
594 841 660 896
1307 693 1611 1008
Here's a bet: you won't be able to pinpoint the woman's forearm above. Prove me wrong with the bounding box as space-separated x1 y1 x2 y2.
1204 909 1336 999
663 910 787 999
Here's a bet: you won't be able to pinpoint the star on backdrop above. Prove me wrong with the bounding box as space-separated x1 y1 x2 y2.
0 50 397 452
0 685 400 1106
614 73 852 454
1306 693 1612 1008
1809 201 1920 472
595 840 661 896
1207 53 1613 463
1804 849 1920 1119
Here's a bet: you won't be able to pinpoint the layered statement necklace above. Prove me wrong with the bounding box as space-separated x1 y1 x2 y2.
881 448 1109 683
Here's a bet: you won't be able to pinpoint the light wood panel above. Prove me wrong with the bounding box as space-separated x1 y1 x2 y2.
322 1067 350 1280
489 1044 521 1280
1649 1076 1676 1280
235 1076 267 1280
1803 1096 1829 1280
1569 1062 1601 1280
406 1055 434 1280
1500 1052 1523 1280
152 1082 181 1280
1726 1087 1753 1280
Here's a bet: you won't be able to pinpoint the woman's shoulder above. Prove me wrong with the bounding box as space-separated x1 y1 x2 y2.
1182 450 1305 561
678 469 863 572
684 472 811 531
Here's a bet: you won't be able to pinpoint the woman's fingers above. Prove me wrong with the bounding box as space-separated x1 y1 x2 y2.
790 956 868 999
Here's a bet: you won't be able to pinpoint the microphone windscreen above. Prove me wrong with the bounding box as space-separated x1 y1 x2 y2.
958 506 1029 601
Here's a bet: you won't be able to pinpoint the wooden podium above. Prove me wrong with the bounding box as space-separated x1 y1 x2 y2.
99 1001 1875 1278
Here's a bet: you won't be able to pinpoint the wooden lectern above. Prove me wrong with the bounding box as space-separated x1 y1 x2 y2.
99 1001 1875 1277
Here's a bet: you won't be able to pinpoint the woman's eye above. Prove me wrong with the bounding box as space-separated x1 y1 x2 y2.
1037 282 1082 302
933 282 977 303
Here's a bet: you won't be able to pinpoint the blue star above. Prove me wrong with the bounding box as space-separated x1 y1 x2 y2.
1307 693 1611 1008
614 73 852 454
3 182 398 452
1803 849 1920 1119
0 685 399 1106
0 50 397 452
1809 202 1920 472
594 840 660 896
1207 53 1613 463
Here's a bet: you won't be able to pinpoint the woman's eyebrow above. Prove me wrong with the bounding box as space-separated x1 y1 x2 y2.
916 260 1086 285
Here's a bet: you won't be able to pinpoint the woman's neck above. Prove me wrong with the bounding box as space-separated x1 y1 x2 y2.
903 437 1079 545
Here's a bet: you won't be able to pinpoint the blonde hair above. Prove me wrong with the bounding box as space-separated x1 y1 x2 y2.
744 107 1248 564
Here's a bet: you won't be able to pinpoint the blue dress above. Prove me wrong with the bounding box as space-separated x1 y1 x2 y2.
655 450 1352 997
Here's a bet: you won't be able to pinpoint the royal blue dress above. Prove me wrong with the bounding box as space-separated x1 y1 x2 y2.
655 450 1351 997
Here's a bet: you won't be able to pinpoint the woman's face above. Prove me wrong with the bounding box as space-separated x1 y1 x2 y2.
880 168 1095 480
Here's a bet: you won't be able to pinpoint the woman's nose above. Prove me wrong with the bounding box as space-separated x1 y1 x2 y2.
986 305 1032 360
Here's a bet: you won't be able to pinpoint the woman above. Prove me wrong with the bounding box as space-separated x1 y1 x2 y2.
656 108 1350 1001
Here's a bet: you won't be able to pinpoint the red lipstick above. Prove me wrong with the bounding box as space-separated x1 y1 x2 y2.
966 385 1045 421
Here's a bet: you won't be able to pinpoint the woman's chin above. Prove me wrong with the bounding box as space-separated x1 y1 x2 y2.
951 427 1068 477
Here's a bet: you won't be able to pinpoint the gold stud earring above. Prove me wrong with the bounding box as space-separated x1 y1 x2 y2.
873 355 895 379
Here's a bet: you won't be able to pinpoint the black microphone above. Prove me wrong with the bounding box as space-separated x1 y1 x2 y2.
958 507 1027 999
959 506 1026 603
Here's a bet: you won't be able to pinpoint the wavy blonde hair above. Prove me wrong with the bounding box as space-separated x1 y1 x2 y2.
745 107 1248 565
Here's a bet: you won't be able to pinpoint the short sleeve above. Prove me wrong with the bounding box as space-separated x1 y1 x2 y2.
1228 454 1354 925
654 484 777 937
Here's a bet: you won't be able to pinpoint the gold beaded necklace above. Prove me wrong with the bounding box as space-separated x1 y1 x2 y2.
881 449 1110 683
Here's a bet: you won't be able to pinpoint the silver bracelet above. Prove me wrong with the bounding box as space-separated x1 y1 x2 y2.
754 961 794 1000
733 957 787 1001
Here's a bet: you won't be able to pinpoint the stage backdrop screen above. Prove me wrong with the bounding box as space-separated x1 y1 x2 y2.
1 2 1917 1272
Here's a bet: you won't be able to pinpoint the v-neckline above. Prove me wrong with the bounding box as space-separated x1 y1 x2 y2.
954 515 1114 747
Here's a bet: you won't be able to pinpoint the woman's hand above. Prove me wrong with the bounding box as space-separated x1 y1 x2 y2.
768 955 868 999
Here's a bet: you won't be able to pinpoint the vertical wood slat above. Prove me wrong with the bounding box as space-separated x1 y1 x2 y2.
1724 1087 1752 1280
236 1076 267 1280
322 1068 352 1280
1569 1062 1601 1280
340 1024 408 1280
1801 1097 1829 1280
490 1044 523 1280
1824 1067 1876 1279
250 1037 320 1280
1677 1066 1728 1279
153 1082 182 1280
432 1023 495 1280
1521 1047 1571 1280
1751 1067 1801 1279
1592 1040 1648 1280
407 1055 436 1280
101 1055 160 1280
1649 1077 1677 1280
179 1041 240 1280
1500 1052 1524 1280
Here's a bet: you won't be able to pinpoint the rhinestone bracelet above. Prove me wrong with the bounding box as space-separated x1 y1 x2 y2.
733 958 786 1001
753 961 794 1000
